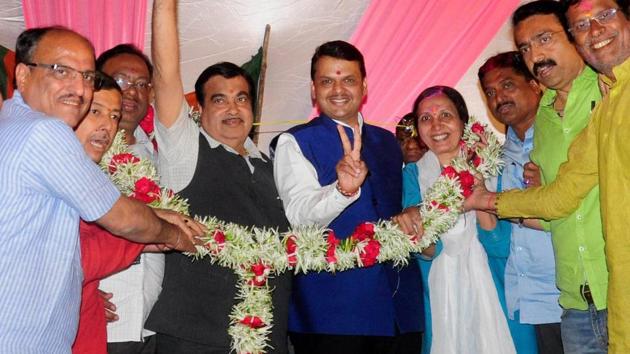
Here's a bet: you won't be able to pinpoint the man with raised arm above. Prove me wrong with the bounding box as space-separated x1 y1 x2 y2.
144 1 291 352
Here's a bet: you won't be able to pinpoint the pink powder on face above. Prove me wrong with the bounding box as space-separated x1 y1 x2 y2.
578 0 593 12
336 70 341 75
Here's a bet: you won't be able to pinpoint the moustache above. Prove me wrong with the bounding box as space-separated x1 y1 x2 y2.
59 94 84 105
533 59 557 77
496 101 515 112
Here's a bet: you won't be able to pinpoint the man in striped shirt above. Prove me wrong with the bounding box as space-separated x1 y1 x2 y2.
0 27 200 354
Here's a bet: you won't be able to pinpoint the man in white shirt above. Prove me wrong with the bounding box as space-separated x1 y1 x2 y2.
143 1 292 352
273 40 424 354
96 44 161 353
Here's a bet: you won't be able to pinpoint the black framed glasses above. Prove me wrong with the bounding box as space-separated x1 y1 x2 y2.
25 62 97 88
113 75 152 91
569 8 619 34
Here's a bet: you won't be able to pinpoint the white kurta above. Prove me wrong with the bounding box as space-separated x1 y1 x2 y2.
416 151 515 354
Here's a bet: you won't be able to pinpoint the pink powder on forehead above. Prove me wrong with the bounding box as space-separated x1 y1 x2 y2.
336 70 341 75
578 0 593 12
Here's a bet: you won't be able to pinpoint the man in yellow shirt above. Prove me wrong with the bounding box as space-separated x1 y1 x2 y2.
466 0 630 351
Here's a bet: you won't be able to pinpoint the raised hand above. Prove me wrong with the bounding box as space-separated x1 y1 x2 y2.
335 124 368 196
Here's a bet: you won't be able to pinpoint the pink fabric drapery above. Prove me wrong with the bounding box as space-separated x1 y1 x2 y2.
350 0 520 130
22 0 148 56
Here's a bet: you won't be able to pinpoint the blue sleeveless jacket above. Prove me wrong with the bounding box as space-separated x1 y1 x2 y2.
287 114 423 335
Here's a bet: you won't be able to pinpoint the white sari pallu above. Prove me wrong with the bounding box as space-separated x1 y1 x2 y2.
416 151 515 354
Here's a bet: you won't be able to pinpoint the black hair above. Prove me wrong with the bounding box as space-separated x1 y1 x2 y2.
412 85 469 133
478 51 536 83
512 0 569 35
15 26 94 65
310 40 366 80
95 71 122 94
561 0 630 22
96 44 153 78
194 62 256 109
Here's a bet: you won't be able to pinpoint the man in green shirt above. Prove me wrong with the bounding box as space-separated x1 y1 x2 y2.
510 1 608 352
466 0 630 352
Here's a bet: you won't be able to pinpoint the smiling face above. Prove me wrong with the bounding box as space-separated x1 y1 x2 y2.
311 56 367 125
16 30 95 128
100 53 153 133
514 14 585 91
416 93 464 165
567 0 630 77
199 75 253 154
75 89 122 162
481 66 541 129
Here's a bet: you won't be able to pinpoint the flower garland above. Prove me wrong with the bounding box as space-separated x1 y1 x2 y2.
100 118 502 354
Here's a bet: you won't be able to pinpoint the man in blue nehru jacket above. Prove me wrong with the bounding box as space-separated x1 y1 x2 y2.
273 40 424 354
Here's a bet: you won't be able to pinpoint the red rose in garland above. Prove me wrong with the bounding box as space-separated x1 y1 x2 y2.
458 170 475 198
359 239 381 267
132 177 161 203
286 235 298 267
239 315 265 329
205 230 226 254
441 166 458 179
471 122 485 135
248 262 271 286
325 231 340 264
472 154 482 167
108 153 140 173
351 223 375 242
430 200 450 212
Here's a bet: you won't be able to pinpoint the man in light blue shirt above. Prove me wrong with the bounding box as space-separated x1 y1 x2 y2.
0 27 199 354
479 51 563 353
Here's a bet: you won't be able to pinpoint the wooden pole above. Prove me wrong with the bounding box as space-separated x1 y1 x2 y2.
253 24 271 145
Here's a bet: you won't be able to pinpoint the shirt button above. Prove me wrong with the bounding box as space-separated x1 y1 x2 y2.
516 247 523 251
563 128 570 134
576 214 583 221
520 273 526 277
579 246 586 252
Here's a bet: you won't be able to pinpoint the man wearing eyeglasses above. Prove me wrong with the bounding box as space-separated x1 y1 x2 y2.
0 27 202 353
95 44 161 354
467 0 630 352
508 1 608 352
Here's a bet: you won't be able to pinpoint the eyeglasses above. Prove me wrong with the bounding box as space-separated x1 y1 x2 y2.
517 30 565 55
113 75 152 91
25 62 97 88
569 8 619 34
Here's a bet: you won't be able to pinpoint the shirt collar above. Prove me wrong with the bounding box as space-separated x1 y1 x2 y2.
330 112 364 131
608 56 630 87
540 66 597 107
200 129 264 160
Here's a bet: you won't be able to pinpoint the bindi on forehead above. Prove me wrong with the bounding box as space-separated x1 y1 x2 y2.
336 70 341 75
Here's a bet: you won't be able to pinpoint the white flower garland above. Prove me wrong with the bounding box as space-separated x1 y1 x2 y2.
101 118 502 354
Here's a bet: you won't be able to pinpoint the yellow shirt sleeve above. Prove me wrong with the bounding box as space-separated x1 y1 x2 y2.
497 113 600 220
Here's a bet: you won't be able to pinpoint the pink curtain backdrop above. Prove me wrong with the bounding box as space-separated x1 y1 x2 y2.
22 0 148 56
350 0 520 130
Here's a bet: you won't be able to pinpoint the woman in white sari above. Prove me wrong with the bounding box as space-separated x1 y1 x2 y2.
402 86 515 354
